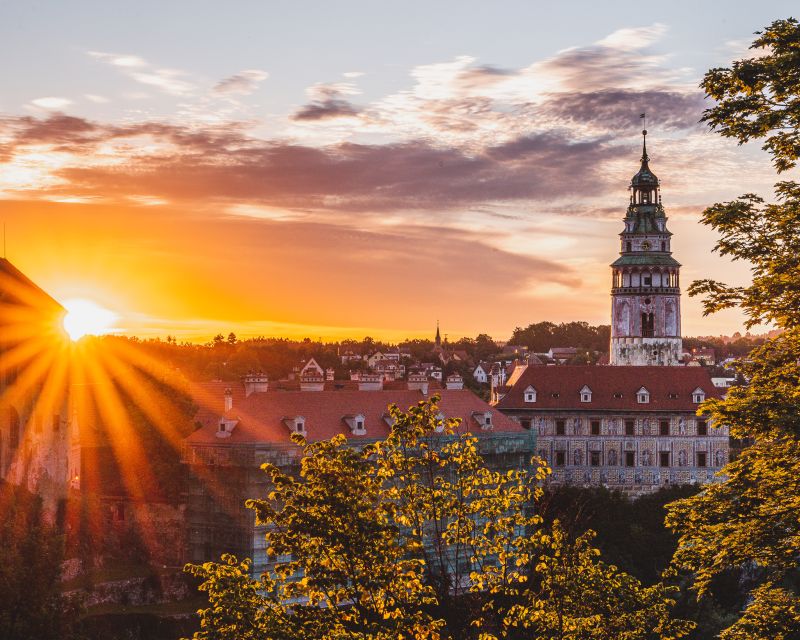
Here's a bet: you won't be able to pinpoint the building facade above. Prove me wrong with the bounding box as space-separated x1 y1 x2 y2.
496 366 728 494
496 131 729 494
183 375 535 573
610 130 682 366
0 259 76 514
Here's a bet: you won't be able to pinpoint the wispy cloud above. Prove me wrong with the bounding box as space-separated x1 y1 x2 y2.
213 69 269 95
88 50 196 96
29 97 73 110
291 81 362 121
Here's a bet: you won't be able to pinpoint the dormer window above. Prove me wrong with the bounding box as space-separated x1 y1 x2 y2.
343 414 366 435
579 385 592 403
637 386 650 404
692 388 706 403
524 385 537 403
283 415 306 434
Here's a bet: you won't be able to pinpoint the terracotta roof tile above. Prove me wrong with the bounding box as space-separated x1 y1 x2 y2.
497 365 722 412
186 388 523 445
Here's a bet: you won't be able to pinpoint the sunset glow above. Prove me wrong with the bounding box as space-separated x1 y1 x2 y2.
62 298 118 340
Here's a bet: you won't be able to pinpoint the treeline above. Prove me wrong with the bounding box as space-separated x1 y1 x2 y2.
509 321 611 353
109 333 503 383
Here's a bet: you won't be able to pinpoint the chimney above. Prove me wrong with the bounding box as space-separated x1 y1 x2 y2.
407 373 429 395
244 372 269 397
445 374 464 390
300 372 325 391
357 372 383 391
224 387 233 412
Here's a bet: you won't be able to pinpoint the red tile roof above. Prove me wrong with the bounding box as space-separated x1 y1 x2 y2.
186 388 524 445
497 365 722 412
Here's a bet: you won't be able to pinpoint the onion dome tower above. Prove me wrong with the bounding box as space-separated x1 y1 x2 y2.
609 128 682 365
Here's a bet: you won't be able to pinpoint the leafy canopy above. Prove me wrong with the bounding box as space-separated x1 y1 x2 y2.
666 17 800 640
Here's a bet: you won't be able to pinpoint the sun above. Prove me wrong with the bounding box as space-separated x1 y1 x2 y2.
62 298 118 340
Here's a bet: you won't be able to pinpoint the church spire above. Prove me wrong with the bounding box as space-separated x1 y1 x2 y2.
435 320 441 348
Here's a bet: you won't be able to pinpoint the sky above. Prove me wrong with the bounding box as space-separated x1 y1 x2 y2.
0 1 795 342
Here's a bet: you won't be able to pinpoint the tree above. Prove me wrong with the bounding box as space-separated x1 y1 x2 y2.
187 397 691 640
0 483 81 640
665 18 800 640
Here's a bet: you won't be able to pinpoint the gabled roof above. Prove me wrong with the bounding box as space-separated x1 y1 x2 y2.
497 365 721 412
186 388 525 445
0 258 63 311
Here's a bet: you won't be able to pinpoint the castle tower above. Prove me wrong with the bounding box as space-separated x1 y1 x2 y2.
610 129 682 365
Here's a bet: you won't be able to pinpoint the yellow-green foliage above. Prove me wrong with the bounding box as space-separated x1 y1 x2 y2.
186 397 691 640
665 17 800 640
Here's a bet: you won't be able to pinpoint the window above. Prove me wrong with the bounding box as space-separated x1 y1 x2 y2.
590 451 601 467
668 392 678 399
524 386 537 403
520 418 531 430
625 420 635 436
637 387 650 404
613 392 623 399
659 452 670 467
697 452 707 467
692 388 706 403
641 312 655 337
591 420 600 436
643 275 652 286
625 451 635 467
661 241 666 251
555 451 565 467
580 385 592 403
626 241 632 252
484 414 492 427
659 420 670 436
697 420 708 436
551 392 560 398
356 420 364 429
555 420 565 435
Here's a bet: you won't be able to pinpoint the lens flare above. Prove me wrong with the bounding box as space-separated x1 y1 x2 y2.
62 298 117 340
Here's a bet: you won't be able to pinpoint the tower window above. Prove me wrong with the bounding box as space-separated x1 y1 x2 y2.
626 241 632 252
643 275 652 286
641 312 655 338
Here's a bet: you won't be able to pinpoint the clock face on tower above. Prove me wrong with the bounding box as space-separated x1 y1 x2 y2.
641 240 652 251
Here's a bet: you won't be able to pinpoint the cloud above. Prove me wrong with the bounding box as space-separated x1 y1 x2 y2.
30 97 73 110
0 112 626 212
213 69 269 95
88 50 195 96
539 90 705 132
291 82 362 121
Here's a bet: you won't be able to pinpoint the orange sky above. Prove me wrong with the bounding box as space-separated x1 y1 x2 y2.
0 9 784 342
